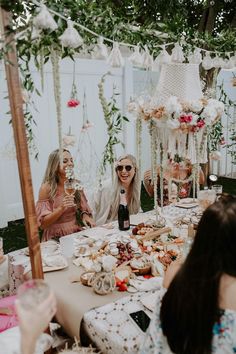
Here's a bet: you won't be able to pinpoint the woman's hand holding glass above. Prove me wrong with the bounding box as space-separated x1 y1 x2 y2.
62 194 76 210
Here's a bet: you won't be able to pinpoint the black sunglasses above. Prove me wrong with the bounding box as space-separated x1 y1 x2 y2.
116 165 133 172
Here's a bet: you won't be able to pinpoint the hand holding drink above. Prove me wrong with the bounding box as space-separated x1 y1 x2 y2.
16 280 56 354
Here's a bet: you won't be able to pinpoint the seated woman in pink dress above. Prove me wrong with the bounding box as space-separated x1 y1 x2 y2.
36 149 95 241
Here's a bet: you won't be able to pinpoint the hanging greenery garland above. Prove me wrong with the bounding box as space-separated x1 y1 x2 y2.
98 72 129 180
135 115 142 173
50 46 63 162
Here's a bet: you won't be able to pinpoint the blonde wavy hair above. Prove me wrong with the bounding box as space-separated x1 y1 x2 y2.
42 149 70 200
109 154 140 221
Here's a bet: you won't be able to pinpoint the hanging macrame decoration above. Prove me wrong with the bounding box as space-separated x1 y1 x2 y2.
188 48 202 64
202 52 213 71
128 63 224 206
63 126 76 148
142 45 153 70
171 42 185 63
92 36 108 60
155 47 171 66
107 42 124 68
59 20 83 49
33 4 58 31
81 90 93 132
128 46 143 67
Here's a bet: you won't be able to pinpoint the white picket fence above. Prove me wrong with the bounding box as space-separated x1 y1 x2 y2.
0 58 139 227
211 69 236 178
0 58 235 227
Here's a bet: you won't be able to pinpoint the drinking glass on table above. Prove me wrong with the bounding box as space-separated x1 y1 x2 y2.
211 184 223 200
64 179 76 196
17 279 51 310
197 189 216 211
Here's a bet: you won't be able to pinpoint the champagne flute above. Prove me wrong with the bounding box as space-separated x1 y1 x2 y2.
64 179 76 196
17 279 51 310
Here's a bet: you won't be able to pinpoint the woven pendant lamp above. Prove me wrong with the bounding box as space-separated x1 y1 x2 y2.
155 63 203 104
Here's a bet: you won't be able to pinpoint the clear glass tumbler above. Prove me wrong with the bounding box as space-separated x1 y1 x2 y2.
17 279 51 310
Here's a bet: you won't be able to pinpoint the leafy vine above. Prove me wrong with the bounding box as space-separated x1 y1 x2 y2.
216 81 236 164
98 72 129 180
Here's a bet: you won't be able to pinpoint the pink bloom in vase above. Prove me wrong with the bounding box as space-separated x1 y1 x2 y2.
186 114 193 123
67 99 80 108
179 114 192 124
196 119 205 128
179 187 188 198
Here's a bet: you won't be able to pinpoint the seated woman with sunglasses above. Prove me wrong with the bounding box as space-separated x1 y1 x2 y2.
141 194 236 354
91 154 140 225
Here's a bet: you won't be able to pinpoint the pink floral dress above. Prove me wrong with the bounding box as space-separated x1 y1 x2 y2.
36 189 92 241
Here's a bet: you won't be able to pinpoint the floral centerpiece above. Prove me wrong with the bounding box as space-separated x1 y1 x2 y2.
128 95 224 133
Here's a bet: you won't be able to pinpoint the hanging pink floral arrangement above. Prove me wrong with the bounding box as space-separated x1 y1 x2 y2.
67 98 80 107
67 81 80 108
67 63 80 108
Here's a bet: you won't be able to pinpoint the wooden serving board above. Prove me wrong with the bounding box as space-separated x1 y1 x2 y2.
142 227 172 241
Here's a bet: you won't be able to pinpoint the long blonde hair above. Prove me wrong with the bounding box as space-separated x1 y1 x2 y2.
42 149 70 200
109 154 140 220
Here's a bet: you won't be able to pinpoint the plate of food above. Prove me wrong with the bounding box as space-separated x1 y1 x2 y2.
42 254 68 272
130 257 151 275
175 198 198 209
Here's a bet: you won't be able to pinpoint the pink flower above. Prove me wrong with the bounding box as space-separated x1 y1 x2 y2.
179 187 188 198
196 119 205 128
67 99 80 108
179 114 193 123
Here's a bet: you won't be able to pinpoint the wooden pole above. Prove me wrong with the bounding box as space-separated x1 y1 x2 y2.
0 8 43 279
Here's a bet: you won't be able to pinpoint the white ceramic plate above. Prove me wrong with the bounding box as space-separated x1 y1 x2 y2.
43 255 68 272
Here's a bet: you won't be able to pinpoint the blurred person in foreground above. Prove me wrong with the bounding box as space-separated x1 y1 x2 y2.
15 291 56 354
141 194 236 354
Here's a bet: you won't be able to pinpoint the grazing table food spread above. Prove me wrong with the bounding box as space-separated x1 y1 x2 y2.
8 202 202 352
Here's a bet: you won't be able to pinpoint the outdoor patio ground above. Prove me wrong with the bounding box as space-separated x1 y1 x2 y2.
1 177 236 254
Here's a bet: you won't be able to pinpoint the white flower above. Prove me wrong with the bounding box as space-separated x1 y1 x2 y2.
189 100 203 113
210 151 221 160
201 106 217 125
165 96 182 115
166 119 180 129
63 134 76 147
65 167 74 180
207 99 224 115
127 101 138 113
189 113 199 126
102 255 117 272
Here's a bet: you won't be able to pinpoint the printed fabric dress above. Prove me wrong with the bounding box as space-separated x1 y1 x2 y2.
36 189 92 241
140 290 236 354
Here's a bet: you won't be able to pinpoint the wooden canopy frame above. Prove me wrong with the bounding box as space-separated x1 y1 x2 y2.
0 8 43 279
